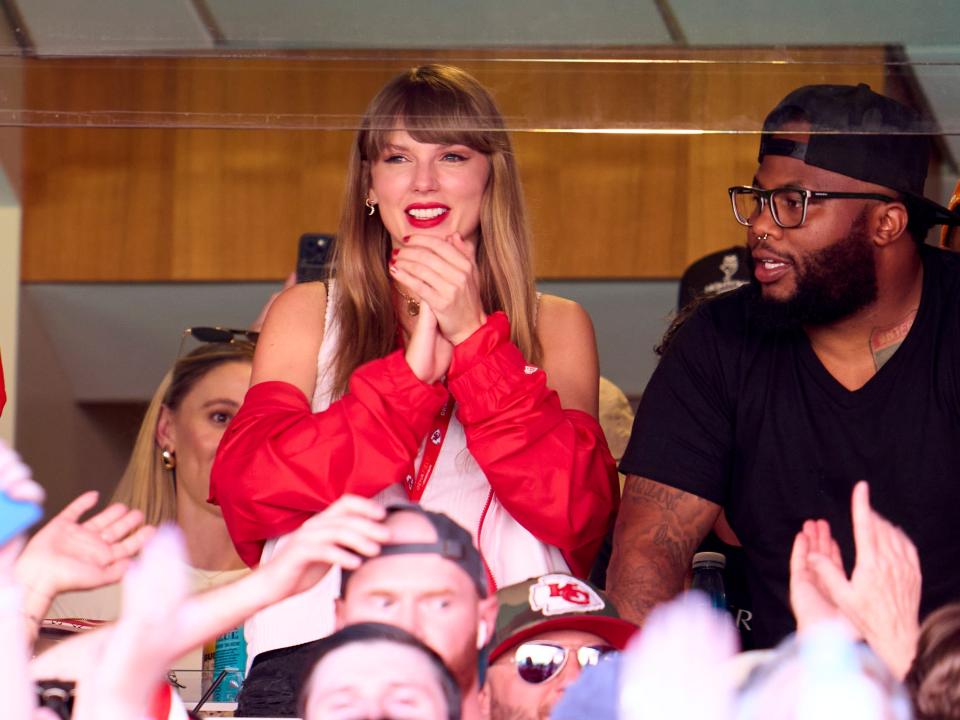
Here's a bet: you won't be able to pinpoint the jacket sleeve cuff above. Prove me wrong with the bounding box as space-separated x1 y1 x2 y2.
448 313 546 424
449 311 516 379
350 349 449 429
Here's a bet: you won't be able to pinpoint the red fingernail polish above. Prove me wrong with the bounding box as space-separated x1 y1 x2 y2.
392 248 399 256
389 258 396 266
401 235 410 243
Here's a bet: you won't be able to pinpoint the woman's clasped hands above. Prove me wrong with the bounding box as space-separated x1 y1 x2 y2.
391 232 487 384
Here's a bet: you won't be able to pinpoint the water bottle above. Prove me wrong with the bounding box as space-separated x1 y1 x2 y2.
691 551 727 612
211 625 247 702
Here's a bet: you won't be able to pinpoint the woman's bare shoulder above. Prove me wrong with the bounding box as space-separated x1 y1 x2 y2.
536 294 595 343
263 281 328 332
250 281 329 396
535 294 600 416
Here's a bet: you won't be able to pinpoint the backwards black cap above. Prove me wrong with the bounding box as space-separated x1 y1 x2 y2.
340 504 488 598
759 83 960 227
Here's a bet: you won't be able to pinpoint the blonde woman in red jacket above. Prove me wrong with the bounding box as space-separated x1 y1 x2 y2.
211 64 618 661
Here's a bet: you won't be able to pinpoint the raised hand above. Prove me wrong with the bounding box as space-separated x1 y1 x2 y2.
403 300 453 385
31 497 392 718
390 232 487 346
789 518 846 632
15 491 155 627
72 525 190 720
259 494 391 598
806 481 921 679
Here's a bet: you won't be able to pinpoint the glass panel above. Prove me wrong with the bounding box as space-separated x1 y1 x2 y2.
1 50 957 135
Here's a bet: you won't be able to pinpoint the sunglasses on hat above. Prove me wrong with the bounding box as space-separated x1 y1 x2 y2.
510 641 616 684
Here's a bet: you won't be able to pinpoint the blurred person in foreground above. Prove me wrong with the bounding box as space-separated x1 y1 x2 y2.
481 573 635 720
609 82 960 648
299 622 460 720
733 621 913 720
238 505 496 719
29 494 392 719
1 439 66 720
554 592 910 720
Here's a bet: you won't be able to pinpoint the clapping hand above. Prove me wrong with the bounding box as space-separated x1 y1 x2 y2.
789 518 847 632
403 301 453 385
789 481 921 679
391 232 487 346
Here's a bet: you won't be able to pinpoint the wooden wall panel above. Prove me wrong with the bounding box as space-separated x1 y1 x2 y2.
19 48 891 281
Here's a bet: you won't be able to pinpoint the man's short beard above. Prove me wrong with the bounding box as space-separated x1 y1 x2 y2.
748 211 878 333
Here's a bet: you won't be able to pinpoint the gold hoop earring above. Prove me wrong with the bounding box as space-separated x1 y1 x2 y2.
365 198 377 216
161 449 176 471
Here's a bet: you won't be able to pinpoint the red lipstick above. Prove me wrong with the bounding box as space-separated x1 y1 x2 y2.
405 203 450 229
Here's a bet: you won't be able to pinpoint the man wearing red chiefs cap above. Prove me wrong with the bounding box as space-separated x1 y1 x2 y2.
481 573 636 720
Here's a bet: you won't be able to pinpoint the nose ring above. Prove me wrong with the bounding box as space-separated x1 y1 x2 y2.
756 232 769 242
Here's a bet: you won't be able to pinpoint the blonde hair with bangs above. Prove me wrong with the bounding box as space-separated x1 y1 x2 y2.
329 64 541 397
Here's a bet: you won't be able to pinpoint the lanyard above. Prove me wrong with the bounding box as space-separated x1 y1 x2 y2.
404 394 455 502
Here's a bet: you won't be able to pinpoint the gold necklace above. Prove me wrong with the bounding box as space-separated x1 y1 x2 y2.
394 286 421 317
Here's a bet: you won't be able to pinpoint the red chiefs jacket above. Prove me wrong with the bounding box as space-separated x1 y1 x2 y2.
209 312 619 578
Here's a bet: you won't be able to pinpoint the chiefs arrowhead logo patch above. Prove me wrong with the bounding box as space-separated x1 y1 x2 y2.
528 574 605 616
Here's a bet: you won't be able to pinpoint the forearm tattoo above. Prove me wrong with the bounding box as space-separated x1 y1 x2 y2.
606 476 718 626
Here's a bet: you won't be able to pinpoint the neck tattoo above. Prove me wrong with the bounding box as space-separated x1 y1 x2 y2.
394 286 420 317
869 307 918 371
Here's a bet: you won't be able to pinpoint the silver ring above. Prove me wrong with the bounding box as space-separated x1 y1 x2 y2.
756 233 769 242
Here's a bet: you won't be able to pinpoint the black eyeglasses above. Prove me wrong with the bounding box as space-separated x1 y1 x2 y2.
177 326 259 359
728 186 896 229
510 642 615 684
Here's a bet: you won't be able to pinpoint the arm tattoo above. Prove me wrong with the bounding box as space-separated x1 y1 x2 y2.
606 476 719 626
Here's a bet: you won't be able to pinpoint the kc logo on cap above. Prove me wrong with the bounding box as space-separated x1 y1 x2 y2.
528 573 605 617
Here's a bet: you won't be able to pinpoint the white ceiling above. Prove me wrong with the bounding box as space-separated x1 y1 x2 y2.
206 0 674 48
670 0 960 46
8 0 958 53
15 0 212 54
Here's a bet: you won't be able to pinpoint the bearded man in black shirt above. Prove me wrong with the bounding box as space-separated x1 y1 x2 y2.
608 83 960 648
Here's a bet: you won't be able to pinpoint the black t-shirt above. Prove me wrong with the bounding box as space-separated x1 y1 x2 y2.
621 245 960 648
